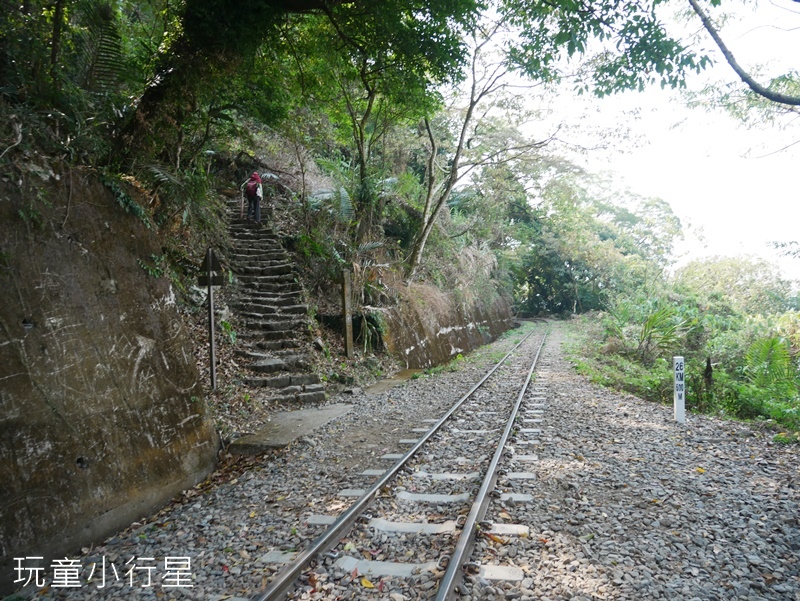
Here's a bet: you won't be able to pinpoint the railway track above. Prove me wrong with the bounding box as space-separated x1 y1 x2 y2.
251 324 551 601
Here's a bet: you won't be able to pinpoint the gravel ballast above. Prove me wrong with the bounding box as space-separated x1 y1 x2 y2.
15 321 800 600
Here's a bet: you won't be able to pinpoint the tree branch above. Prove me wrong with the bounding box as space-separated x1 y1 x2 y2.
688 0 800 106
0 121 22 160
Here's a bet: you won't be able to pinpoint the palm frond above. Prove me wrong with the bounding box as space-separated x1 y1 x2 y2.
356 241 383 255
745 337 793 388
147 164 183 189
337 187 354 223
76 1 126 93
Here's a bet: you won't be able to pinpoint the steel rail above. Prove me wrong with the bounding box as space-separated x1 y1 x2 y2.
249 324 543 601
435 328 549 601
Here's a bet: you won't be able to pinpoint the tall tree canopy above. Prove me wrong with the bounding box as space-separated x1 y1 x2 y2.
3 0 796 280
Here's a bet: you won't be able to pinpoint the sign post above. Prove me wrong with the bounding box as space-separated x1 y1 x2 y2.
674 356 685 424
199 249 224 390
342 269 354 360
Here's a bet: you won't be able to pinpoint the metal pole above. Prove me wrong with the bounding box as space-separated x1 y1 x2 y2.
208 248 217 390
342 269 354 359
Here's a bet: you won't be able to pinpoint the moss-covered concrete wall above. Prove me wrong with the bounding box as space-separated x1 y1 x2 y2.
381 283 515 368
0 167 218 594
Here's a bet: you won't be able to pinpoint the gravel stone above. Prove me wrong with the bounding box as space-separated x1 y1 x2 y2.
16 321 800 600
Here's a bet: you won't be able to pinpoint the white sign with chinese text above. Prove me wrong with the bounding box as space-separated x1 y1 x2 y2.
674 356 685 424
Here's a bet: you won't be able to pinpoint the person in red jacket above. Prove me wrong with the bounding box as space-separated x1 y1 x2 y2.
243 172 263 223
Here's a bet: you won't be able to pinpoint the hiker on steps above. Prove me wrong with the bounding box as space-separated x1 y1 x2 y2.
243 172 263 223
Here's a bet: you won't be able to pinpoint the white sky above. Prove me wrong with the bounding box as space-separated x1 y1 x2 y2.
543 0 800 280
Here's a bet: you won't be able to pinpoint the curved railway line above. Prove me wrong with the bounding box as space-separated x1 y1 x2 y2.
252 325 551 601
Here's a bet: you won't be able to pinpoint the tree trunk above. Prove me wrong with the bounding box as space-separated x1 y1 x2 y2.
49 0 65 89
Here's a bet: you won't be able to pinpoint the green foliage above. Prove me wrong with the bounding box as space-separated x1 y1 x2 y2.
504 0 711 94
745 337 793 388
1 1 144 163
773 432 800 445
636 305 692 365
356 312 384 353
742 336 798 413
74 1 128 93
219 320 237 345
689 70 800 128
137 253 166 278
570 337 675 405
511 170 681 315
574 254 800 432
604 295 693 365
674 256 795 316
146 162 216 227
100 172 150 225
311 187 354 224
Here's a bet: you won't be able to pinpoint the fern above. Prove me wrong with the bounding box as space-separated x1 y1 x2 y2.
337 187 354 223
745 337 794 389
75 1 127 93
146 163 213 226
356 241 383 255
100 172 150 227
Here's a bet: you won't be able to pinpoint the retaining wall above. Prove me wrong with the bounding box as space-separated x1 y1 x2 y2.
0 168 218 594
379 284 516 368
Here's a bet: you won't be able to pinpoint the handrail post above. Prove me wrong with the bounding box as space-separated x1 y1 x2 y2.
207 248 217 390
342 269 354 359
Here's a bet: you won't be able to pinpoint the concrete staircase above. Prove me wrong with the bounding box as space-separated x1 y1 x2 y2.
227 204 325 404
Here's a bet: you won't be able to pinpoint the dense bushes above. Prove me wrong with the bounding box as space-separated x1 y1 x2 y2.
571 256 800 435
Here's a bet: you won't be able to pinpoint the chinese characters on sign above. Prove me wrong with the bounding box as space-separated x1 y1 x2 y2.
13 556 193 589
674 356 685 424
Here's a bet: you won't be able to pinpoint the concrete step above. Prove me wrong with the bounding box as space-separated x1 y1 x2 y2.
237 273 296 285
232 233 282 243
249 358 310 374
236 263 293 277
231 246 285 256
235 347 304 359
230 232 282 240
238 330 295 342
238 305 308 318
231 233 282 244
234 301 303 313
234 300 305 314
230 252 286 261
247 357 287 374
231 241 284 251
242 318 305 332
245 339 301 351
233 256 288 267
242 283 302 294
242 289 303 300
230 220 278 229
239 352 310 373
242 373 321 389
